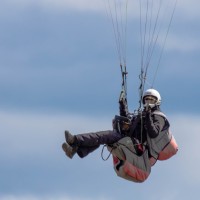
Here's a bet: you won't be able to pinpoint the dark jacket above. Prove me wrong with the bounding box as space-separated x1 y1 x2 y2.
145 108 166 138
129 106 167 143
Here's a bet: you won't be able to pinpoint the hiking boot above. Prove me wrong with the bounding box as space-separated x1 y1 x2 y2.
65 130 75 145
62 142 77 159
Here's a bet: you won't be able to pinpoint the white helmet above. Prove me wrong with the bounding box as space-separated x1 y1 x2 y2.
142 88 161 107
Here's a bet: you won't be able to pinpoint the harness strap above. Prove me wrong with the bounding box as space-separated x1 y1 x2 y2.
101 144 113 161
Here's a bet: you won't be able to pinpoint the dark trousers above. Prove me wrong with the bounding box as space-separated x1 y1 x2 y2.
74 130 124 158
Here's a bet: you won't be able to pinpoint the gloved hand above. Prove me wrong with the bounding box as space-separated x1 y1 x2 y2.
144 103 152 115
112 115 131 134
119 99 127 117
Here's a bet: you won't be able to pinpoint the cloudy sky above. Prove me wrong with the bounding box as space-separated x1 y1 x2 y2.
0 0 199 199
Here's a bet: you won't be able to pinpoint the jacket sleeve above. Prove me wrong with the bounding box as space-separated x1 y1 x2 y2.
145 113 165 138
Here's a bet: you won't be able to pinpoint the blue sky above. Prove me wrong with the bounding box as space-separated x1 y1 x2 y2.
0 0 200 199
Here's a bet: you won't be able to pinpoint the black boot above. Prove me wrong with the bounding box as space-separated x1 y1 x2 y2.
65 130 75 145
62 143 77 159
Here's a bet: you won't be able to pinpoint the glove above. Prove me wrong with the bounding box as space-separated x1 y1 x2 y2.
112 118 117 130
112 115 130 134
143 103 152 116
119 99 127 117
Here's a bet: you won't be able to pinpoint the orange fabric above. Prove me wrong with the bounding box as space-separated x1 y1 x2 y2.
123 161 149 182
113 156 150 182
158 136 178 160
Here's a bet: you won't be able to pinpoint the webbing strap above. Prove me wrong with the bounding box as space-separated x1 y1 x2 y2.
101 144 114 161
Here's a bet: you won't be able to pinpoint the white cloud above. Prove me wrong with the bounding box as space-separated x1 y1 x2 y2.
0 195 111 200
2 0 196 17
0 0 199 25
177 0 200 19
169 113 200 184
0 110 112 159
1 0 199 54
164 33 200 52
2 0 199 17
1 0 105 13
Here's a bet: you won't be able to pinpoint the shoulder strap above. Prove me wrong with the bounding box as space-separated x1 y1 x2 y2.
152 110 170 129
152 110 167 118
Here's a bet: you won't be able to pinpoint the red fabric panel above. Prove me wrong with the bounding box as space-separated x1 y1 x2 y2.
113 156 149 182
